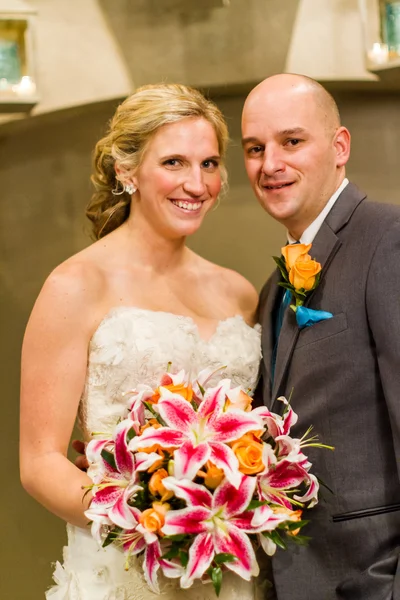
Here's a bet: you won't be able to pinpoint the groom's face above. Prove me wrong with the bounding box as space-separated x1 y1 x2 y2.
242 86 344 237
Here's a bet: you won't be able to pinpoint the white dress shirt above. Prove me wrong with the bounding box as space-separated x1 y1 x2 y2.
287 178 349 244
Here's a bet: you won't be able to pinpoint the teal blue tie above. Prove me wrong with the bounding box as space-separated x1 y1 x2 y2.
275 289 292 341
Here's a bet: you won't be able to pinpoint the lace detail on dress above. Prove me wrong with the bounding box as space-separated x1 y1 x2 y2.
77 307 261 440
48 307 264 600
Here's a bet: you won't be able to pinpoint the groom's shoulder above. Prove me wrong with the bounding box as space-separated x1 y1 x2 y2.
335 182 400 234
354 191 400 223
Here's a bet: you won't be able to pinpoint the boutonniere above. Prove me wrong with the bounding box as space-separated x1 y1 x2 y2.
273 243 333 329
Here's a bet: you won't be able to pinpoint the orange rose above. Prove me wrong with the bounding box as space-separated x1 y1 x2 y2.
225 389 253 412
139 502 169 534
149 468 174 501
197 461 225 489
289 255 321 291
150 382 193 405
231 434 265 475
272 506 303 536
281 243 312 270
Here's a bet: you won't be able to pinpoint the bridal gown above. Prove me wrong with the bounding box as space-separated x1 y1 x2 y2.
46 307 271 600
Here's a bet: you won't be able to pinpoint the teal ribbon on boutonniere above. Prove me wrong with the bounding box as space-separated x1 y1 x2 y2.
273 243 333 329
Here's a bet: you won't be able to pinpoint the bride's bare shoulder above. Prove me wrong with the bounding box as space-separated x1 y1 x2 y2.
29 243 109 335
46 247 105 301
194 254 259 323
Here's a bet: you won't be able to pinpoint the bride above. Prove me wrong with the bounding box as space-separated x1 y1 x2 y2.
20 83 269 599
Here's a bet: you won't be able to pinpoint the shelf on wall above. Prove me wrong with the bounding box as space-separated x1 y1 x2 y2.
370 55 400 70
0 2 39 113
359 0 400 85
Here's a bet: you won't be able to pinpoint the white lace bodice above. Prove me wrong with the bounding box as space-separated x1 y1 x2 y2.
47 308 270 600
78 307 262 439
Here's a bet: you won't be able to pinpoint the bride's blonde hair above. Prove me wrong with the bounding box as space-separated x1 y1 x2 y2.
87 83 229 239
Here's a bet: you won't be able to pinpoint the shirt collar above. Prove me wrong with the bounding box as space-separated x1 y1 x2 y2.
287 178 349 244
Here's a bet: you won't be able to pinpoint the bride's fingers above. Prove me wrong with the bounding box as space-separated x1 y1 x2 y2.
71 439 89 471
74 455 89 471
71 439 86 455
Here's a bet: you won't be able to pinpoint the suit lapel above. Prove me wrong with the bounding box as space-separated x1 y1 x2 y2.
261 269 281 400
270 183 366 404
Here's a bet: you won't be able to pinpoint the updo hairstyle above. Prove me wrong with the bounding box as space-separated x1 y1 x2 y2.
86 83 229 239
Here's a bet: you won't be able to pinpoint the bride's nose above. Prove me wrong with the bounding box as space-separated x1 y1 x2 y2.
182 167 206 197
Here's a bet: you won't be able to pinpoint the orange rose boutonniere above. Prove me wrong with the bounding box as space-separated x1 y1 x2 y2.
274 243 332 328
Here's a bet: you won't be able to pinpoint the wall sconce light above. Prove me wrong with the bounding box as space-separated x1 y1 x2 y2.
0 0 38 113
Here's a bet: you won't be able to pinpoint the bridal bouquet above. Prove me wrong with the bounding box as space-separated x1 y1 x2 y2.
84 368 329 596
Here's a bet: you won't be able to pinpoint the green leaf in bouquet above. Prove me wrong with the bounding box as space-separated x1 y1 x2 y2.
214 553 237 565
210 566 223 597
191 400 199 412
286 533 311 546
143 401 167 427
128 487 148 510
285 519 309 531
265 529 287 550
179 549 189 568
127 427 136 441
102 526 123 548
246 499 270 511
163 534 188 542
161 546 180 560
101 448 117 470
196 381 206 396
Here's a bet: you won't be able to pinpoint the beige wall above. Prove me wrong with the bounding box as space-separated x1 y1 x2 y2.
1 91 400 598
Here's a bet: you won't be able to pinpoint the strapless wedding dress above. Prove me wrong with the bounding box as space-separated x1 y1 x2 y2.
46 307 271 600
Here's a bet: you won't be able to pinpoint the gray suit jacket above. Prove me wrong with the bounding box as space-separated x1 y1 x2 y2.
258 183 400 600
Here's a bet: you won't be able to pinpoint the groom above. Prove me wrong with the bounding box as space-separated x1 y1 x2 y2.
242 73 400 600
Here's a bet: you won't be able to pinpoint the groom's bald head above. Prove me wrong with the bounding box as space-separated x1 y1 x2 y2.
243 74 341 135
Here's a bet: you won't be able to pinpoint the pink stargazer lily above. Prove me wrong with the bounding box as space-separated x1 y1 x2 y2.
253 396 298 439
161 474 289 588
274 435 320 507
124 384 155 425
257 441 319 509
130 381 264 488
105 500 183 593
85 420 161 534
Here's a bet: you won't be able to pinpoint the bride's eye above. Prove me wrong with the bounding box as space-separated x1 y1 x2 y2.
202 159 219 171
162 158 182 168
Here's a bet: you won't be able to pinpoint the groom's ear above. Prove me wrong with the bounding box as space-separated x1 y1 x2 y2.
334 126 351 168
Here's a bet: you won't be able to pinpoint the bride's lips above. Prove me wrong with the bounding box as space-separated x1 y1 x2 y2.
169 198 204 214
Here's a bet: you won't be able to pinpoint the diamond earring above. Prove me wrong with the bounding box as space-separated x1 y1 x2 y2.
125 183 137 195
